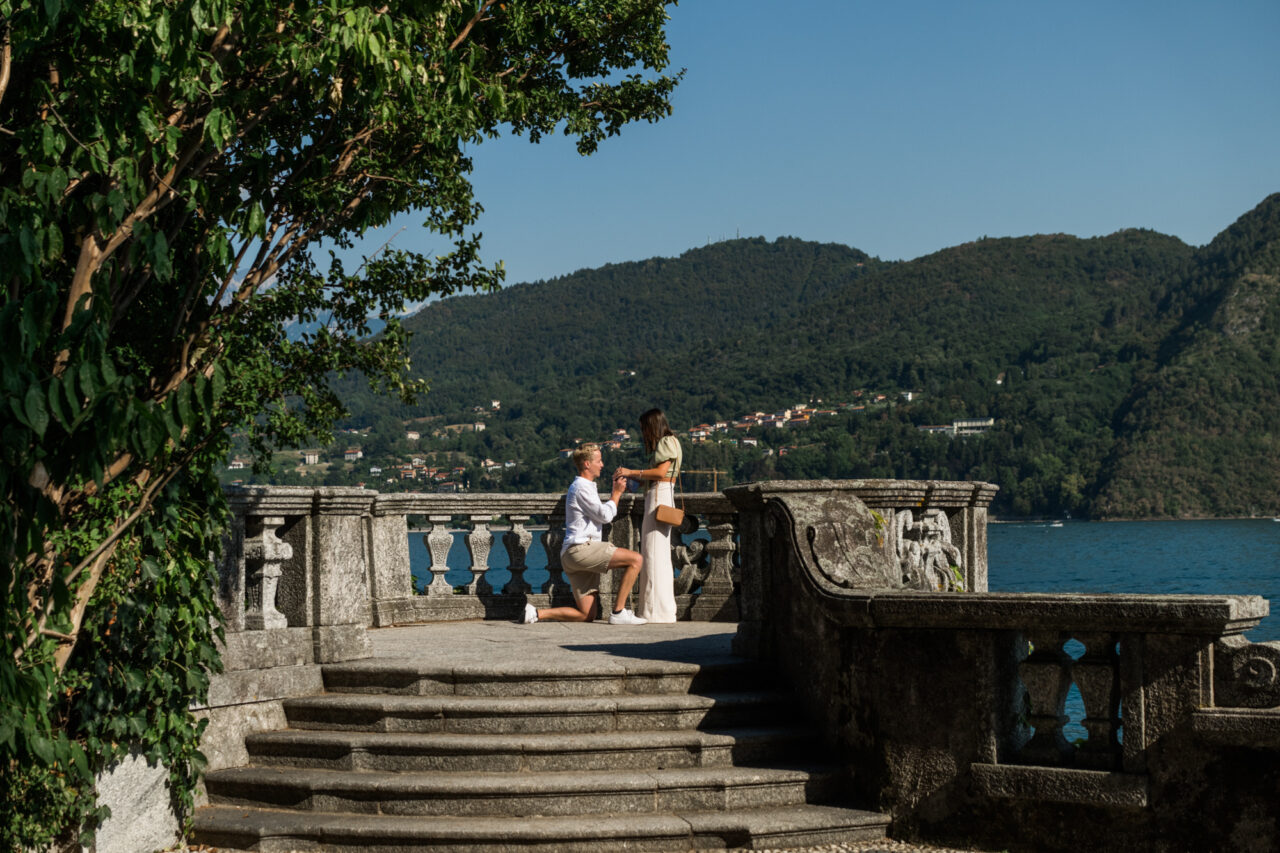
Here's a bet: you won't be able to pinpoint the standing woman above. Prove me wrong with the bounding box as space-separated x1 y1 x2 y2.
617 408 682 622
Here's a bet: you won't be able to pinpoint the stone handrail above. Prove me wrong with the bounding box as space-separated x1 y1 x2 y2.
724 479 1279 850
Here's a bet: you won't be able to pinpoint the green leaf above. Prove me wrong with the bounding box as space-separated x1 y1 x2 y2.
246 203 266 238
47 378 70 429
9 396 30 428
24 385 50 437
210 361 226 402
60 373 83 422
161 401 182 443
176 382 194 430
134 407 164 458
20 294 41 354
78 360 98 399
30 733 54 765
100 355 118 387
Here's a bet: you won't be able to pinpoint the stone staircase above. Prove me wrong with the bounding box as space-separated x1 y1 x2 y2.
193 643 889 851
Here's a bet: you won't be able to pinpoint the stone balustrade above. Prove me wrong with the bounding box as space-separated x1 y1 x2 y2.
367 491 743 624
724 479 1280 852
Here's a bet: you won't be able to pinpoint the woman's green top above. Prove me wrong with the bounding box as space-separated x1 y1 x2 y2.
648 434 682 491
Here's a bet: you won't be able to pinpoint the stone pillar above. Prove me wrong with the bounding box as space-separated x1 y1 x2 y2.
726 502 768 658
956 504 991 592
216 513 248 632
310 487 376 662
368 494 416 627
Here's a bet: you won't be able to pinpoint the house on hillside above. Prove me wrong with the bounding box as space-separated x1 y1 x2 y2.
302 450 321 465
954 418 995 436
344 447 363 462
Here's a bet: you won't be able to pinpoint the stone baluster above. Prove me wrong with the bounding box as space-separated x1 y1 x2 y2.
423 515 455 596
1017 631 1075 766
502 515 533 595
703 513 738 594
1071 632 1121 769
689 512 740 621
243 516 291 630
463 515 495 596
541 519 566 596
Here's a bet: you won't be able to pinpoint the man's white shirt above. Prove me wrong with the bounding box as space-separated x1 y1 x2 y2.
561 476 617 554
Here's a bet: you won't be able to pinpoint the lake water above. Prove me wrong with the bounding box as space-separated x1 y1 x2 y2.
410 518 1280 639
988 519 1280 642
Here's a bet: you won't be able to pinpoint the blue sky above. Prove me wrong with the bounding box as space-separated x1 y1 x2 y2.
350 0 1280 288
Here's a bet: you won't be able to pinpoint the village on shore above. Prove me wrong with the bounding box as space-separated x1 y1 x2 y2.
225 389 998 492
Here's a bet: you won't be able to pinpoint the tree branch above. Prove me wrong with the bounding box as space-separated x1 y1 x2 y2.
449 0 501 51
0 23 11 108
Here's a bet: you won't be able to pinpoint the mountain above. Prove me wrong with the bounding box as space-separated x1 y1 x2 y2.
336 237 882 426
316 194 1280 519
1094 194 1280 517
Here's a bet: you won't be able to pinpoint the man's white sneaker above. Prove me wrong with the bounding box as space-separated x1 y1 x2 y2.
522 603 539 624
608 608 647 625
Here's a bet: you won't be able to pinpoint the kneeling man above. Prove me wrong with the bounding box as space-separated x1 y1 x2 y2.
523 443 647 625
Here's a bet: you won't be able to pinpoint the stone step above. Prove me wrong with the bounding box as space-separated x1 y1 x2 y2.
282 690 789 735
321 658 763 697
194 802 890 852
205 764 848 817
245 726 819 772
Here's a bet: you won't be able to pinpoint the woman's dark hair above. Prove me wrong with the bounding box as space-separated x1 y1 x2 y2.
639 408 675 453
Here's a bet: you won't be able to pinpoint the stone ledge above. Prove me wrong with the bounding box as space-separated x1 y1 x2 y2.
970 763 1148 808
203 663 325 709
809 590 1267 635
220 627 315 671
1191 707 1280 747
724 479 999 509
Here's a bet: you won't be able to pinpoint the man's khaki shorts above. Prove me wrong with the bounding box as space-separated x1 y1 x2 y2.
561 541 616 600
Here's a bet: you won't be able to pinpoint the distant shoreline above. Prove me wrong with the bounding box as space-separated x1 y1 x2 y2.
990 515 1280 524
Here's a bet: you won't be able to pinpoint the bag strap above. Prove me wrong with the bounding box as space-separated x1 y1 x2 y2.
671 451 684 513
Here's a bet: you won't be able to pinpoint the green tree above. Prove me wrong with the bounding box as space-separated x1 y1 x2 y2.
0 0 680 845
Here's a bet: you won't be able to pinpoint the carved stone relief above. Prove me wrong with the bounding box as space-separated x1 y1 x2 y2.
896 508 964 591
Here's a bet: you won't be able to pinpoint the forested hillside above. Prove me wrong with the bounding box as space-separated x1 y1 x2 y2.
1095 194 1280 517
334 237 882 426
299 195 1280 519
